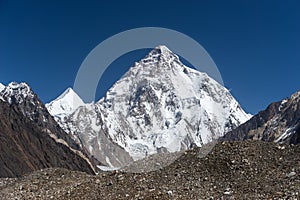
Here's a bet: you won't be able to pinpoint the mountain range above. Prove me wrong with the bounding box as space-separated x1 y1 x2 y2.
0 45 299 178
46 45 251 169
0 82 95 177
222 91 300 144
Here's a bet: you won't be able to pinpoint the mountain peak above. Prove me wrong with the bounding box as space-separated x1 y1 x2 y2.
56 87 78 101
140 45 180 67
151 44 177 57
46 88 85 119
46 44 251 168
154 44 172 52
95 45 251 161
6 82 31 93
1 82 35 104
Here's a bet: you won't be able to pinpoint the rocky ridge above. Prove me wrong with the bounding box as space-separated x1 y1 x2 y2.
0 82 97 177
0 99 95 177
223 90 300 144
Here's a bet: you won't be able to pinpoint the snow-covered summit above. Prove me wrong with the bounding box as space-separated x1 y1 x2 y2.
142 45 179 63
97 45 251 160
46 88 85 121
1 82 35 104
47 45 252 167
0 82 50 122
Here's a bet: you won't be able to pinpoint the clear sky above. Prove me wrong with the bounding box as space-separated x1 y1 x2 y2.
0 0 299 114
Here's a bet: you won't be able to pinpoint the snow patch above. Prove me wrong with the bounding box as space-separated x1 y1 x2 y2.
97 165 120 172
275 126 296 143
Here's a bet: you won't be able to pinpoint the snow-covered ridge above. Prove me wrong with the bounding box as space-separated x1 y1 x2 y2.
0 82 35 104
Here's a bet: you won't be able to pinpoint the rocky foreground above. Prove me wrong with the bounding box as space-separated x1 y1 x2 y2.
0 141 299 199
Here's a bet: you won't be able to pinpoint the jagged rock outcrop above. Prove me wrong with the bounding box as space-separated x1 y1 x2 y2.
223 90 300 144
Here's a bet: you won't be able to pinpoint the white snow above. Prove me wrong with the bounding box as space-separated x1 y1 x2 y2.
97 165 120 171
1 82 34 104
279 99 288 111
0 83 5 92
275 126 296 143
46 88 85 121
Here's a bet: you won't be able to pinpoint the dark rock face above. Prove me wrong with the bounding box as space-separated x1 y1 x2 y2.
1 82 80 151
0 100 95 178
223 91 300 144
0 82 99 176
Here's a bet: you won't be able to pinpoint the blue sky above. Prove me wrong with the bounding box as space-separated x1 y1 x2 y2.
0 0 299 114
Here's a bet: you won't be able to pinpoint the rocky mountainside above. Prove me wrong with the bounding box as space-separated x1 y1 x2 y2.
0 82 97 177
47 45 251 168
46 87 133 169
0 99 95 178
223 90 300 144
0 141 299 199
1 82 80 150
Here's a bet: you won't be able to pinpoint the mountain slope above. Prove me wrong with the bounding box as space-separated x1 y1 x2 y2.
223 90 300 144
62 104 133 169
0 82 97 175
0 99 95 177
1 82 81 150
48 45 251 167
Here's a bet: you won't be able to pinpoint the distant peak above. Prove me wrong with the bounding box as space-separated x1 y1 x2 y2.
57 87 74 99
1 82 35 104
52 88 85 107
56 87 76 100
4 82 33 95
46 87 85 117
7 82 30 89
